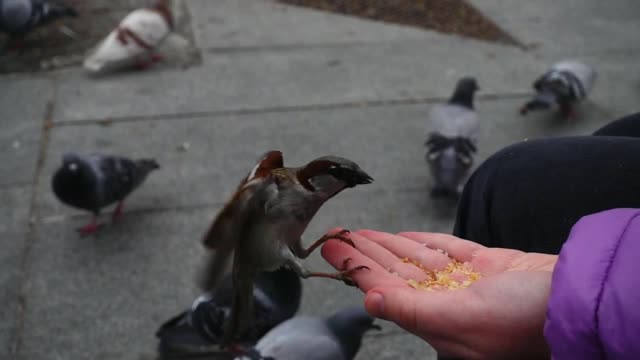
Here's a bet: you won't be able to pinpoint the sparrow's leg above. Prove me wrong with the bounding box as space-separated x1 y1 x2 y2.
286 257 369 287
292 230 354 259
112 201 125 223
77 216 102 236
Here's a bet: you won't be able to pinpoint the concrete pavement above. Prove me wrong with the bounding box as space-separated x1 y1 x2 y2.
2 0 638 359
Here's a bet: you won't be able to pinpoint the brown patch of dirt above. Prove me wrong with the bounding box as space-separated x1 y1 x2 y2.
277 0 520 46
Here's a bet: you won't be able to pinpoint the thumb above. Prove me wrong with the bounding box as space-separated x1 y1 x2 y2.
365 286 428 334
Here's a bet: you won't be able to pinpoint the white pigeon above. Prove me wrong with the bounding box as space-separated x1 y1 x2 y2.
83 0 172 74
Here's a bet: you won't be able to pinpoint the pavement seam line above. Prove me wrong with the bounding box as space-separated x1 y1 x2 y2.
51 91 532 126
11 77 57 360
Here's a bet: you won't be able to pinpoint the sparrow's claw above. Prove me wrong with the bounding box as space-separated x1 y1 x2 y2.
327 229 355 248
337 257 370 287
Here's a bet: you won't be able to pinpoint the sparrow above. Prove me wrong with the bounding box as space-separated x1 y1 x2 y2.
156 267 302 359
425 77 479 197
200 151 373 347
83 0 172 74
51 153 159 235
520 60 596 120
234 306 381 360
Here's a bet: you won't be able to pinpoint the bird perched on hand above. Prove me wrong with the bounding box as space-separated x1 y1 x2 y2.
520 60 596 120
83 0 172 74
234 306 380 360
156 267 302 359
425 77 480 198
0 0 77 46
51 153 159 235
200 151 373 347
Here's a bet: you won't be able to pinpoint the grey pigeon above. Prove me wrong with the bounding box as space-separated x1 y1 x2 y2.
0 0 77 36
51 153 159 235
235 306 380 360
520 60 596 119
425 77 479 198
156 267 302 359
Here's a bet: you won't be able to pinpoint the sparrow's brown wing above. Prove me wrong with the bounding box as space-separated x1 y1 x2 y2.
203 151 283 249
199 151 283 291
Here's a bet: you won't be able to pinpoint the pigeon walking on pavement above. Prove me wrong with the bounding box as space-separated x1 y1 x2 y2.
425 77 480 198
234 306 380 360
156 267 302 359
83 0 172 74
520 60 596 120
0 0 77 45
51 153 159 235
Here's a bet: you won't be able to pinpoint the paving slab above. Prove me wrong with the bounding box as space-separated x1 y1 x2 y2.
40 97 610 220
186 0 438 49
0 186 31 358
469 0 640 54
0 77 50 187
53 37 536 122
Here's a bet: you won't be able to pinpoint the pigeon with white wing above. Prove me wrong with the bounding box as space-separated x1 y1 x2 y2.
520 60 596 120
425 77 480 198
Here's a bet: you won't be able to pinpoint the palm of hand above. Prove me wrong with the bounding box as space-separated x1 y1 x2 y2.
321 230 556 360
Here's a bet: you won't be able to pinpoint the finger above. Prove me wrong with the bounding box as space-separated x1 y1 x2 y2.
364 285 468 338
397 232 485 262
357 230 451 271
349 232 431 281
321 239 407 292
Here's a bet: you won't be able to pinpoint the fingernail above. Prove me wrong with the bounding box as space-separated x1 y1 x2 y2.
366 291 385 317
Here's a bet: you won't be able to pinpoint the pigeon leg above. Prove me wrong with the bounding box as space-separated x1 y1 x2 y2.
294 229 354 259
77 217 101 236
299 258 370 287
112 201 124 223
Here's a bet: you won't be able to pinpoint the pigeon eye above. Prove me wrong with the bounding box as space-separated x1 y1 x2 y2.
457 155 471 165
68 163 79 171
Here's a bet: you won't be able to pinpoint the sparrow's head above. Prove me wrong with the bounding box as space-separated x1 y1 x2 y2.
297 156 373 196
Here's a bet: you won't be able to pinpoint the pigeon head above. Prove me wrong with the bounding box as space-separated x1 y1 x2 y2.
253 267 302 320
448 77 480 110
296 156 373 196
326 306 381 359
51 154 99 213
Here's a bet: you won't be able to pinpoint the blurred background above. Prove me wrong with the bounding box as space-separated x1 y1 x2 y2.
1 0 639 359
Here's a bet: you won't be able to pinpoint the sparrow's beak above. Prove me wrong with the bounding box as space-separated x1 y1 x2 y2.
354 170 374 185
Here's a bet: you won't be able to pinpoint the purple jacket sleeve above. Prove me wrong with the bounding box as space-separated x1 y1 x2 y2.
544 208 640 360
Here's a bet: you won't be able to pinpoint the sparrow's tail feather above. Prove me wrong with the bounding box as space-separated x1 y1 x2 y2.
198 248 232 292
221 264 255 348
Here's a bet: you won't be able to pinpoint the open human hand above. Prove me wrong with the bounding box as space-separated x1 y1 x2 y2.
321 230 557 360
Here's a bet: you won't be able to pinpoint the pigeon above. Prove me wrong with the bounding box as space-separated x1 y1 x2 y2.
156 267 302 359
520 60 596 119
0 0 77 42
51 153 160 235
425 77 480 198
83 0 172 74
235 306 381 360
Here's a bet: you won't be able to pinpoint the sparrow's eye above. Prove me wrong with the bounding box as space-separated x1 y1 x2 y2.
457 154 471 165
68 163 79 172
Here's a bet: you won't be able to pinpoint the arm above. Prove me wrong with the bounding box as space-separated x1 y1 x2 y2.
545 208 640 360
